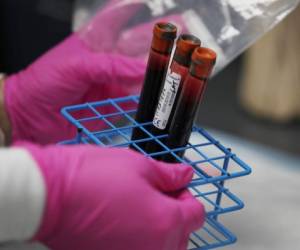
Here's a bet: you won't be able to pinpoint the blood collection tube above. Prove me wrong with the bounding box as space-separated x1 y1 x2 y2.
163 47 217 163
130 22 177 150
146 34 201 155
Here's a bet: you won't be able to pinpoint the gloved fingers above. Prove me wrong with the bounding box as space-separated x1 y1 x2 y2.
176 189 205 232
79 0 143 52
146 161 194 192
80 53 145 92
178 232 191 250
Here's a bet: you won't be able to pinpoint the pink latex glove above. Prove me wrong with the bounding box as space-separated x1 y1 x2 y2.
4 33 146 144
80 0 189 58
80 0 143 52
20 143 205 250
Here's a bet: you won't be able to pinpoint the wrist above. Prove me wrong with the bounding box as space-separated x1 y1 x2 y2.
0 74 12 145
23 143 66 242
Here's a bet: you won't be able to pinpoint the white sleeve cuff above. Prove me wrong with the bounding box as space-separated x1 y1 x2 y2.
0 148 46 243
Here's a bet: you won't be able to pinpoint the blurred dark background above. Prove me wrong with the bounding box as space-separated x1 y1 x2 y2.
0 0 73 73
1 0 299 155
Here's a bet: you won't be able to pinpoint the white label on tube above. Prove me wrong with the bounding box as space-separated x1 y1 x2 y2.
153 69 181 130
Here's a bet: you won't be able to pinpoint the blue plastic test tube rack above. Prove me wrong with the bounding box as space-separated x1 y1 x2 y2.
60 95 251 250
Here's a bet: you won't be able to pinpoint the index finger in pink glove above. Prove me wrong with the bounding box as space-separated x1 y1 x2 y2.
177 189 206 232
177 189 205 250
5 34 146 144
145 159 194 192
17 142 205 250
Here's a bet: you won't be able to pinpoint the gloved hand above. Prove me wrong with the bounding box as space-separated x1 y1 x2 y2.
4 33 146 144
19 143 205 250
80 0 143 52
79 0 188 57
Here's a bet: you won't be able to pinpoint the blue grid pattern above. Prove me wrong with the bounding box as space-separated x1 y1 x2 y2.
60 95 251 249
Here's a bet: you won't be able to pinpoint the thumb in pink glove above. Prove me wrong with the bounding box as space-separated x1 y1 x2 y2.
18 143 205 250
79 0 144 52
4 34 146 144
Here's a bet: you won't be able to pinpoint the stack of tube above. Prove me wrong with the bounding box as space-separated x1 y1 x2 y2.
131 22 217 163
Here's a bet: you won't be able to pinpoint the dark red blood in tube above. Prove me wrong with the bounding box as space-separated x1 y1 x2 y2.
130 22 177 151
163 47 217 163
146 34 201 156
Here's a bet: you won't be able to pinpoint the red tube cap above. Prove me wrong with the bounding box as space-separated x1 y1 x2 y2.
152 22 177 54
174 34 201 66
190 47 217 79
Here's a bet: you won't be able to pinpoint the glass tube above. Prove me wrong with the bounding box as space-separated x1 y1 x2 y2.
163 47 217 163
130 22 177 151
146 34 201 157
